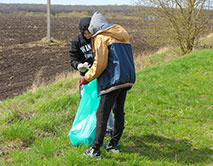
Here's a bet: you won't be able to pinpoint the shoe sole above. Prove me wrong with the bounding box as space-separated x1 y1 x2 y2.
82 153 102 160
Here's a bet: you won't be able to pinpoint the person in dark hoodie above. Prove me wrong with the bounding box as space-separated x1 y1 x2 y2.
69 17 93 98
81 12 136 160
69 16 114 136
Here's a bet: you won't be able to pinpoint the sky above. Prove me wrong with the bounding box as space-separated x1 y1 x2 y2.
0 0 135 6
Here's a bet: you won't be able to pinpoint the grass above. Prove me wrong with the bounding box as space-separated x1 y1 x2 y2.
0 49 213 166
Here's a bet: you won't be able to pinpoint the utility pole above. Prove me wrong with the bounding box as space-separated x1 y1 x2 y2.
47 0 51 41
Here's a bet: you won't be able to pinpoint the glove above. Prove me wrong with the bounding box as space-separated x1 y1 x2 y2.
77 63 87 72
80 77 89 86
77 62 91 73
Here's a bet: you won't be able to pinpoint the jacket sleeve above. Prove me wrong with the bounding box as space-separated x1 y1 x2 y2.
84 35 108 82
69 39 81 70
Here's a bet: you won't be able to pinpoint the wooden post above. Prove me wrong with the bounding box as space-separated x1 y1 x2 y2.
47 0 51 41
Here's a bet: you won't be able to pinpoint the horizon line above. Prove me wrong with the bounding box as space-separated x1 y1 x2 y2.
0 3 135 6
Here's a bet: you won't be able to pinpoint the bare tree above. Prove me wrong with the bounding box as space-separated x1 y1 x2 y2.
136 0 213 54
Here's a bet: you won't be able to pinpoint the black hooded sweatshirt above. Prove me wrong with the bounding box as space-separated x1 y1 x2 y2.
69 17 94 76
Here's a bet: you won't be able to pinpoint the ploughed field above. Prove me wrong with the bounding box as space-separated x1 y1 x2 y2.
0 15 150 100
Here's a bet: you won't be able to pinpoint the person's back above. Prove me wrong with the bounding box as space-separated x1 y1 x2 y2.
81 12 136 160
84 12 135 95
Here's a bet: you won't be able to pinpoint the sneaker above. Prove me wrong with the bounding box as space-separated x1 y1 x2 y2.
83 147 101 160
104 141 119 153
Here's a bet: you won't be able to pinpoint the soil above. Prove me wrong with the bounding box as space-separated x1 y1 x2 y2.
0 15 152 100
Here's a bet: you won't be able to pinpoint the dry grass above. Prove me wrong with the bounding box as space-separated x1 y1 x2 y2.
31 67 47 92
54 71 79 82
200 33 213 40
54 71 80 95
134 52 151 71
207 33 213 38
5 38 66 52
30 70 80 95
155 47 170 54
196 33 213 49
55 11 89 18
134 46 181 71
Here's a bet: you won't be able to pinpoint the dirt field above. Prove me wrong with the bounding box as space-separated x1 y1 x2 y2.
0 15 151 100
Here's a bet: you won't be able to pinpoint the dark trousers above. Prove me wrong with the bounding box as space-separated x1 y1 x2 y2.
93 88 128 150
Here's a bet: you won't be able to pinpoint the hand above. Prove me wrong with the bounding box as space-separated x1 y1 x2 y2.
80 77 89 86
82 62 91 69
77 62 91 72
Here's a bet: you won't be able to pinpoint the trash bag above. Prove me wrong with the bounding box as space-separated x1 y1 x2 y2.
68 79 100 146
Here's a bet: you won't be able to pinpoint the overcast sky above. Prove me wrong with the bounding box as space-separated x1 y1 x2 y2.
0 0 136 5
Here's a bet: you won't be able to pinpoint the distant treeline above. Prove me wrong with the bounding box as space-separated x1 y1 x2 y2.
0 3 136 15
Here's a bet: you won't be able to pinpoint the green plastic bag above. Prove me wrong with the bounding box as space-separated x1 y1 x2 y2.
68 79 100 146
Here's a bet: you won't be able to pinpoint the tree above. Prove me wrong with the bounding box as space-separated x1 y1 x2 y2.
136 0 213 54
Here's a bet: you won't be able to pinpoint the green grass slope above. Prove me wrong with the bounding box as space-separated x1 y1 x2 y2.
0 49 213 166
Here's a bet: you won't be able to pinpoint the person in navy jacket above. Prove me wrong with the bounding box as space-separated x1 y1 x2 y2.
81 12 136 159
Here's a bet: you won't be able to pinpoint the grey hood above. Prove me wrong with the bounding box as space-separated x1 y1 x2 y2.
88 12 109 35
